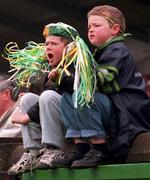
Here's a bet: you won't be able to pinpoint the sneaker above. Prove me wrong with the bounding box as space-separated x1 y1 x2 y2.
34 148 63 169
8 152 40 175
51 150 84 168
71 148 110 168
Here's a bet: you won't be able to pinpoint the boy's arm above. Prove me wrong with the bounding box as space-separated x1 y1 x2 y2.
96 66 120 94
11 102 40 124
27 102 40 123
47 65 75 94
96 66 118 86
49 66 74 84
95 47 124 93
11 112 30 124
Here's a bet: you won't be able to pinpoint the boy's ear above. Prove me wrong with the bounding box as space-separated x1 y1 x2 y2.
111 24 121 36
3 89 11 100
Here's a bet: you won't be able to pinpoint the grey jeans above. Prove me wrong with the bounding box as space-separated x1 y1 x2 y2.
20 90 66 150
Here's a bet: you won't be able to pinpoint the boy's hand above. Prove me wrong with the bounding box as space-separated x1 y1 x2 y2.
48 69 58 80
19 92 25 98
10 112 30 125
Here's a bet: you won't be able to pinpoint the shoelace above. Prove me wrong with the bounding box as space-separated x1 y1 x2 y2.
40 150 54 160
30 155 36 176
13 153 32 173
13 153 29 170
40 149 63 160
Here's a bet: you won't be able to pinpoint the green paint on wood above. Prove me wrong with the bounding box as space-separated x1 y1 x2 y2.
21 162 150 180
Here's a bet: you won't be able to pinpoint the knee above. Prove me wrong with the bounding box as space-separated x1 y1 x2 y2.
21 93 37 103
39 90 61 105
20 93 39 106
19 93 39 112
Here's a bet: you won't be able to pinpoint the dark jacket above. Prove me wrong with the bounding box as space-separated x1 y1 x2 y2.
27 65 75 122
94 41 150 156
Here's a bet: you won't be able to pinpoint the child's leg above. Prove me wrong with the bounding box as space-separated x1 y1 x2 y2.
8 93 42 175
39 90 66 149
51 137 90 168
74 138 90 155
61 92 113 168
34 90 66 169
20 93 42 152
61 92 111 140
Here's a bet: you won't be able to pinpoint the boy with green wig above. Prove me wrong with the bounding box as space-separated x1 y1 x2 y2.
8 22 100 174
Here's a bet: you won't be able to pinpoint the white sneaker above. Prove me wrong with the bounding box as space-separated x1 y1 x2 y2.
34 148 63 169
8 152 40 175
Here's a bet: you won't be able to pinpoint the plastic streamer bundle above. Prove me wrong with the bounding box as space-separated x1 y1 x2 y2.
42 22 97 108
55 36 97 108
3 41 50 88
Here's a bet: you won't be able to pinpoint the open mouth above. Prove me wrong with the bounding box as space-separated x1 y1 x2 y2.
47 53 53 59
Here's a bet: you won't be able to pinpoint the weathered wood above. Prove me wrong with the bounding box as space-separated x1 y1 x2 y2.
127 132 150 162
0 138 23 171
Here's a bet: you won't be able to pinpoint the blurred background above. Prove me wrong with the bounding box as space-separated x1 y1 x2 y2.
0 0 150 76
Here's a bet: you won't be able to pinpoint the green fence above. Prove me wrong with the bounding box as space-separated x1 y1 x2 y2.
21 162 150 180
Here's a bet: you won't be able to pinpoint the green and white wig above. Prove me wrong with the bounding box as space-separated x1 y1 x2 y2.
43 22 97 108
3 41 49 88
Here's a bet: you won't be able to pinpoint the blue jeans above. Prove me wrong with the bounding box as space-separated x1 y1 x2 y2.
60 92 113 139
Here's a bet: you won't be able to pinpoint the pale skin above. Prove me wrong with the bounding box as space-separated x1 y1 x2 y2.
11 112 30 124
88 15 121 47
0 89 15 117
11 93 30 124
11 35 66 125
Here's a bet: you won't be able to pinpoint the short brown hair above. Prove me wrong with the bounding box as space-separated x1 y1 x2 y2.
87 5 126 32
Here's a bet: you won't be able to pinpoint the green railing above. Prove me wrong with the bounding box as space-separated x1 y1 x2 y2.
21 162 150 180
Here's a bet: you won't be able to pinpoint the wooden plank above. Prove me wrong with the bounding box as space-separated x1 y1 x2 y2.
21 162 150 180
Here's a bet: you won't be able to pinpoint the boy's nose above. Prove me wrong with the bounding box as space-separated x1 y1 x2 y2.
89 27 94 32
46 46 52 51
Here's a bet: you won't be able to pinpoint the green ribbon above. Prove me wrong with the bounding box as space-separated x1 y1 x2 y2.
94 33 131 55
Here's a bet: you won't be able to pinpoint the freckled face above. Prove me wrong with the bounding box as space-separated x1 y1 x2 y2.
88 15 114 46
45 35 66 67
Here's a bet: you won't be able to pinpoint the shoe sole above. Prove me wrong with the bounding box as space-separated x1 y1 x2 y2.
34 163 56 170
71 160 111 169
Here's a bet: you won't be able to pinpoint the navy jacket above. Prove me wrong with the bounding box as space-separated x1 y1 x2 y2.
94 41 150 156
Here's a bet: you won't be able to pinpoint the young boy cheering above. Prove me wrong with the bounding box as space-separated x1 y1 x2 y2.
8 22 96 174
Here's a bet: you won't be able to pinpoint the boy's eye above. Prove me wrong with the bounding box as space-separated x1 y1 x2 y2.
51 42 58 45
88 26 91 30
88 24 101 29
45 42 49 46
94 24 101 27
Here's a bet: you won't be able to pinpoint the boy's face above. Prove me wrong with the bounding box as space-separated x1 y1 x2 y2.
45 35 66 67
0 89 11 116
88 15 117 46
